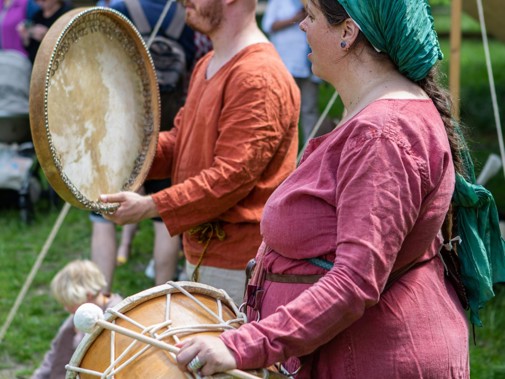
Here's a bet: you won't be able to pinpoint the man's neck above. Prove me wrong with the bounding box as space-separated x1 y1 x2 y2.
206 15 268 79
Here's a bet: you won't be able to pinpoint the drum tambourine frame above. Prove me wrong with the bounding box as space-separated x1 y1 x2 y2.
29 7 160 213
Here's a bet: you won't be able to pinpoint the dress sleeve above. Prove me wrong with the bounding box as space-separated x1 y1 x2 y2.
220 131 425 369
151 69 296 235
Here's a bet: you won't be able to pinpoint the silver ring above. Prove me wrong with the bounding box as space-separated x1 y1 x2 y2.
188 355 204 372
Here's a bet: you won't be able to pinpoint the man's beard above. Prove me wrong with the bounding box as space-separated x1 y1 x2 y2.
184 0 223 35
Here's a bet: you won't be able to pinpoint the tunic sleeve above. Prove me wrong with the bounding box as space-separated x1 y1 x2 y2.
220 130 426 369
151 69 296 235
147 113 180 180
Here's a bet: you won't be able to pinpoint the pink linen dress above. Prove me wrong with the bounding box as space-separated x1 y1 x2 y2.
221 99 469 378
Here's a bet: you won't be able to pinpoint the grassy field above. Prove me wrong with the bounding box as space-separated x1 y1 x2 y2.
1 5 505 379
0 202 153 373
0 204 156 378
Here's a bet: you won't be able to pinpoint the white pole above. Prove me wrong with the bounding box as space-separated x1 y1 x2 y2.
0 202 71 344
475 0 505 179
297 90 339 164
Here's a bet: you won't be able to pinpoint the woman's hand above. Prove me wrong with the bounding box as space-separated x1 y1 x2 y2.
176 336 237 376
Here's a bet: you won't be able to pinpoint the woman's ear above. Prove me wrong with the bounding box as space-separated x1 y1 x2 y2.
340 18 360 48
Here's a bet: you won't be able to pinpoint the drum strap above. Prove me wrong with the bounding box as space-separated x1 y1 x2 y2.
187 221 226 282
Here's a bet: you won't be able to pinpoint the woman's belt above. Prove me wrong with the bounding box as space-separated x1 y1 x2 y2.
264 272 323 284
249 255 437 287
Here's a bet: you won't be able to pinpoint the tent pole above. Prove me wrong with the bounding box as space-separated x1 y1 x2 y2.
449 0 463 121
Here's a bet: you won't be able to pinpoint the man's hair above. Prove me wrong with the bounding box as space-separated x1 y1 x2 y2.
50 260 107 307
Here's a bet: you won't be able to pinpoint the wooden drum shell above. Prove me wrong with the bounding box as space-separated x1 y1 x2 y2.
65 282 287 379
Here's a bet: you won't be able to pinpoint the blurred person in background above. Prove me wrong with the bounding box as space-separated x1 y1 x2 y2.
0 0 28 56
17 0 72 63
262 0 320 143
31 260 122 379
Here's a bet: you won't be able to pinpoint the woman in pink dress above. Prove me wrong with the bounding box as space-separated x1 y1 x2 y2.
175 0 470 377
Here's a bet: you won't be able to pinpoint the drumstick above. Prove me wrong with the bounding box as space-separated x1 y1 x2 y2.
74 304 260 379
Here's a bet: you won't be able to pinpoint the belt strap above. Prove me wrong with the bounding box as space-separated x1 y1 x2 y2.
265 272 323 284
263 256 437 287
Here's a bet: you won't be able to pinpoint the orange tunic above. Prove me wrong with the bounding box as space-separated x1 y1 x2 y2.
148 43 300 270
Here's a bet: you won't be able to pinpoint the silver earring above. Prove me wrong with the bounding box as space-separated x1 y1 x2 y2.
340 41 347 48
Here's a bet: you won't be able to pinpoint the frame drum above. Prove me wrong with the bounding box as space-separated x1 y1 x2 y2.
65 282 287 379
30 7 160 212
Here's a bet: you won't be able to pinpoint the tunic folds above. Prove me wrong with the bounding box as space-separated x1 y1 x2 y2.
148 43 300 270
221 99 470 378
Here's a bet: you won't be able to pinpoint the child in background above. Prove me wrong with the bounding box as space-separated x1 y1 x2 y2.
31 260 122 379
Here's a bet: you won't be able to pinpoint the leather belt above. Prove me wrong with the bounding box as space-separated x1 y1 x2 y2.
265 272 323 284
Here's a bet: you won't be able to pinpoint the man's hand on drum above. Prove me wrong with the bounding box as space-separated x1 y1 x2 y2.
100 192 159 225
176 336 237 376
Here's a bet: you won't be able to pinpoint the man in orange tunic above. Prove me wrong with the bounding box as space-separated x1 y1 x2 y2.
102 0 300 304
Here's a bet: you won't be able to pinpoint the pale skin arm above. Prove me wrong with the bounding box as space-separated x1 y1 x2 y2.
175 336 237 376
28 24 48 41
16 22 48 45
100 192 159 225
270 9 306 32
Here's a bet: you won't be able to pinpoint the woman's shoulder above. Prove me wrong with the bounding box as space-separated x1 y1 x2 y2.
334 98 446 162
346 98 442 139
359 98 438 124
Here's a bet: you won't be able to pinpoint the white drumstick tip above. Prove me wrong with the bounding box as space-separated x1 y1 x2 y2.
74 303 104 333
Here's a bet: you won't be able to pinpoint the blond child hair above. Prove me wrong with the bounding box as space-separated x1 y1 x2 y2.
51 260 107 308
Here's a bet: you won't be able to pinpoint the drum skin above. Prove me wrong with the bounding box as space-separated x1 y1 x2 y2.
65 282 287 379
29 7 160 212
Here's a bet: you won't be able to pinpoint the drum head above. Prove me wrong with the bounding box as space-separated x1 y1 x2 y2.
30 7 160 212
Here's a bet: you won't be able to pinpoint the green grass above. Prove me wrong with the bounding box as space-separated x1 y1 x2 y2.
0 201 156 378
470 285 505 378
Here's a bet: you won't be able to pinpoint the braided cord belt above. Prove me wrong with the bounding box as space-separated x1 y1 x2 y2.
188 221 226 282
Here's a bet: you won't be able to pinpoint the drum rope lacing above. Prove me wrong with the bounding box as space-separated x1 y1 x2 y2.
66 282 251 379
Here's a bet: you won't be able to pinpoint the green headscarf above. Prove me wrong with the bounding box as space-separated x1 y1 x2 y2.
337 0 443 81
